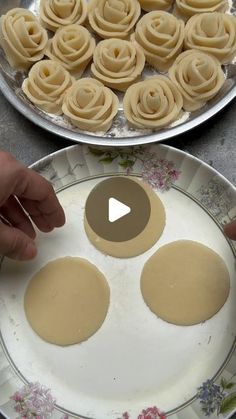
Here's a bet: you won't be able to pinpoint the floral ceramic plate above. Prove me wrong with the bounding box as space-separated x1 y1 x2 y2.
0 0 236 146
0 144 236 419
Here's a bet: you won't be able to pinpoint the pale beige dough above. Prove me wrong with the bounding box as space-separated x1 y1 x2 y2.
22 60 73 115
141 240 230 326
139 0 173 12
175 0 228 19
24 257 110 346
40 0 87 32
62 78 119 132
91 38 145 92
0 8 48 70
84 178 166 258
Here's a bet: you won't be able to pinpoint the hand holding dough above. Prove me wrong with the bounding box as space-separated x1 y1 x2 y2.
22 60 73 115
88 0 141 39
24 257 110 346
0 8 48 70
62 78 119 132
40 0 87 32
46 24 96 78
184 13 236 64
133 11 184 72
169 50 225 111
139 0 173 12
123 76 183 129
91 38 145 92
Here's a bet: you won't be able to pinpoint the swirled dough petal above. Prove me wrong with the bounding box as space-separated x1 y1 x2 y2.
169 50 225 111
139 0 173 12
184 13 236 64
175 0 228 19
40 0 87 32
62 78 119 132
133 11 184 72
0 8 48 70
91 38 145 92
141 241 230 326
46 24 96 78
22 60 73 115
88 0 141 39
25 257 110 346
123 76 183 129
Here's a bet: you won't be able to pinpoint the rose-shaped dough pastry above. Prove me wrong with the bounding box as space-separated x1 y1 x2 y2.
22 60 73 114
123 76 183 129
88 0 141 39
139 0 173 12
0 8 48 70
40 0 87 32
169 50 225 111
184 13 236 64
62 78 119 132
46 25 96 78
91 38 145 92
133 11 184 72
176 0 228 19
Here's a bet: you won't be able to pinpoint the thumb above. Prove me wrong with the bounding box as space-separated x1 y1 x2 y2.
0 222 37 261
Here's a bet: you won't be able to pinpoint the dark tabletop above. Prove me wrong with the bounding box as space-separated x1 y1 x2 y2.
0 93 235 419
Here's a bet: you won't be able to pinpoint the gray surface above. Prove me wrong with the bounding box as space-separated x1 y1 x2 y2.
0 92 235 419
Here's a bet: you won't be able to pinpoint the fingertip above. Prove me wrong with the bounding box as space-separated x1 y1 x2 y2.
20 242 37 260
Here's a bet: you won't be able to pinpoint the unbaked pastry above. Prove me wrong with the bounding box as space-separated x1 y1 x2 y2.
141 240 230 326
139 0 173 12
0 8 48 70
184 13 236 64
123 76 183 129
62 78 119 132
22 60 73 114
175 0 228 19
169 50 225 111
88 0 141 39
84 177 166 258
133 11 184 72
91 38 145 92
24 257 110 346
45 24 96 78
40 0 87 32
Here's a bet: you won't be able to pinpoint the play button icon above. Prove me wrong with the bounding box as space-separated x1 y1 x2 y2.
85 177 151 242
109 198 131 223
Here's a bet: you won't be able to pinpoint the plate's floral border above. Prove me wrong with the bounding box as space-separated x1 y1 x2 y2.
88 146 181 192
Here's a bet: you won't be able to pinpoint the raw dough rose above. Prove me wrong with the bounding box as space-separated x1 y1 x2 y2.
88 0 141 39
22 60 73 114
123 76 183 129
46 24 96 78
91 38 145 92
169 50 225 111
133 11 184 72
175 0 228 19
139 0 173 12
40 0 87 32
62 78 119 132
184 13 236 64
0 8 48 70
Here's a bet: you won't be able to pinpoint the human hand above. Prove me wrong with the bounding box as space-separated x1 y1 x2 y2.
224 220 236 241
0 152 65 260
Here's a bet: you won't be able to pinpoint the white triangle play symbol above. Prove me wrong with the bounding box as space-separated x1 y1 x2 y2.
108 198 131 223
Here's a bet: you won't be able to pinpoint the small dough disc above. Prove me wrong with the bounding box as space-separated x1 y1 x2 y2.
84 178 166 258
141 240 230 325
24 257 110 346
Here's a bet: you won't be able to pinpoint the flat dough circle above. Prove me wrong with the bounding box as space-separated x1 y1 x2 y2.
84 178 166 258
24 257 110 346
141 240 230 326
